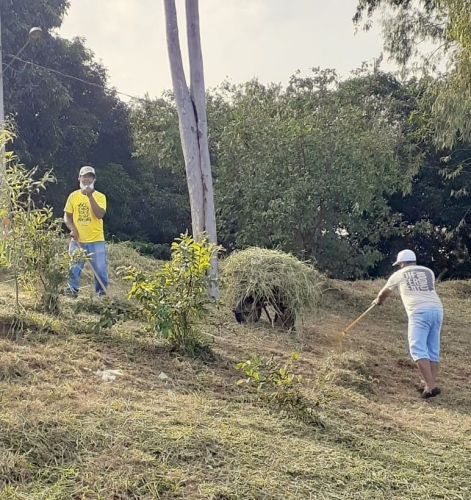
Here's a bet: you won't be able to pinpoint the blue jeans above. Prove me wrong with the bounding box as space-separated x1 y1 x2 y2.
408 308 443 362
68 241 108 296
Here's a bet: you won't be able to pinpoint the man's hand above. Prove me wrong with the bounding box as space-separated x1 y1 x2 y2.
82 186 95 196
373 288 392 307
70 228 79 240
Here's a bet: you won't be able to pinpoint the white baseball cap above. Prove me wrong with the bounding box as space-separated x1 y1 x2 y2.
393 249 417 266
79 166 96 176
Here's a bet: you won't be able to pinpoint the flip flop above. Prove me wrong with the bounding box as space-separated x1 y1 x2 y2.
421 387 441 399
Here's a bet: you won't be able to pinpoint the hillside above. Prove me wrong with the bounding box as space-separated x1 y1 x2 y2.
0 244 470 499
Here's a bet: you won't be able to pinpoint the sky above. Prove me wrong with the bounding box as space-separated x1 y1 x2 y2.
58 0 394 101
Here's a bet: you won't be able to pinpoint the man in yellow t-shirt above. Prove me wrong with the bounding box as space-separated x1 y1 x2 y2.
64 166 108 297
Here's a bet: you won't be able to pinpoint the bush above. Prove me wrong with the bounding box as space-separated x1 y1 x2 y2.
129 241 172 261
0 131 80 315
122 234 220 355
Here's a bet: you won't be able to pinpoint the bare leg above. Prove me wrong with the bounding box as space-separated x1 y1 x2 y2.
415 358 436 392
430 361 439 387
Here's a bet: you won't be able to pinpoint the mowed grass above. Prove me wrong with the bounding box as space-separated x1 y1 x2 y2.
0 245 470 499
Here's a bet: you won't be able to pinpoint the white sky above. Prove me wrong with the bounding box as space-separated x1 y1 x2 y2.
59 0 394 101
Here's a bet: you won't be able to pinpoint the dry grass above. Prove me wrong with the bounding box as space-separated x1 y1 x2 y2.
222 247 324 319
0 251 470 499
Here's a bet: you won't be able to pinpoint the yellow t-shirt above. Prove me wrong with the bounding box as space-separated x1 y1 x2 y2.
64 190 107 243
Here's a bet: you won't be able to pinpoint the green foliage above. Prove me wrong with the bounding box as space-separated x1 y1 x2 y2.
2 0 181 248
129 98 191 243
128 241 172 261
72 297 141 333
370 76 471 277
18 220 79 315
7 0 471 280
236 353 321 425
213 70 415 277
0 131 79 314
354 0 471 148
123 234 219 354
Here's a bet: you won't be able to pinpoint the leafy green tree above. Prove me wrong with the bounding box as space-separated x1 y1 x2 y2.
130 97 191 243
2 0 187 247
354 0 471 148
213 70 416 278
375 89 471 278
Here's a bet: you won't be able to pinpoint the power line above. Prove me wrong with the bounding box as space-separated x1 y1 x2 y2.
4 54 153 104
0 40 31 78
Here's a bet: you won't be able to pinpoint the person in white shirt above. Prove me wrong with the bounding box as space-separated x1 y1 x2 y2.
373 249 443 399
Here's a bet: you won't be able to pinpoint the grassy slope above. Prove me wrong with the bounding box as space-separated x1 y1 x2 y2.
0 244 470 499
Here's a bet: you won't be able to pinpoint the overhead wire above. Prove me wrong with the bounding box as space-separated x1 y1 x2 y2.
3 54 153 104
0 40 32 77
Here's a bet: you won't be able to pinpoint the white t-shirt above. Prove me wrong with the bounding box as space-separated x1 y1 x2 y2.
381 265 443 317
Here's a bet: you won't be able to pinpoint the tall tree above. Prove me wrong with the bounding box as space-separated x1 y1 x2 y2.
353 0 471 148
213 70 417 278
0 0 204 250
1 0 157 245
163 0 218 290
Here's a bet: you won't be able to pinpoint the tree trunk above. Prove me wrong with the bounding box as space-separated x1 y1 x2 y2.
163 0 204 237
185 0 219 295
164 0 219 296
185 0 217 248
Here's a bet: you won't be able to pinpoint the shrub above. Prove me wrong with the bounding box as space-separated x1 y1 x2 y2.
129 241 172 261
236 353 322 426
122 234 220 354
0 131 80 315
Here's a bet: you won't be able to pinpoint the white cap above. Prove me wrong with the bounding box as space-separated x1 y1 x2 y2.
79 166 96 176
393 249 417 266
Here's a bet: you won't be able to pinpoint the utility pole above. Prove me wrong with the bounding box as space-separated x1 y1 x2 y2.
0 7 6 165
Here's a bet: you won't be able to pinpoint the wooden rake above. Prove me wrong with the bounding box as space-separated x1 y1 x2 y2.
336 303 376 350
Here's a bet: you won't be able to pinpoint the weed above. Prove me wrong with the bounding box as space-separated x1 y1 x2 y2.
236 353 322 426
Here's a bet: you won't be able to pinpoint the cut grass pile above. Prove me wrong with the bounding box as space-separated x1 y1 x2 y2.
222 247 324 319
0 247 470 499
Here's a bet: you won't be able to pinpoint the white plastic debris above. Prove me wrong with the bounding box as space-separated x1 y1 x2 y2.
93 369 123 382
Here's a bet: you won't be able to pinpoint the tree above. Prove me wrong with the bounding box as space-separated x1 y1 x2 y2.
213 69 417 278
163 0 218 291
2 0 179 247
376 78 471 279
130 97 191 244
353 0 471 148
353 2 471 276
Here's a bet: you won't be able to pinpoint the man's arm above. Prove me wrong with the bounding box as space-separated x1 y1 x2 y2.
64 212 78 240
373 272 398 306
375 287 392 305
83 187 106 219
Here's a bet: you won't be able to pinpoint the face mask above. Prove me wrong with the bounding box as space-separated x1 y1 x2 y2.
80 181 94 190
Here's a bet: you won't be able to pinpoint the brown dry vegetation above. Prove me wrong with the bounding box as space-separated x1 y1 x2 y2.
0 245 470 499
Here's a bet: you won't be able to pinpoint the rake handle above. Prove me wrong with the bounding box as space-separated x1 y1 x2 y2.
341 303 376 337
75 240 108 295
